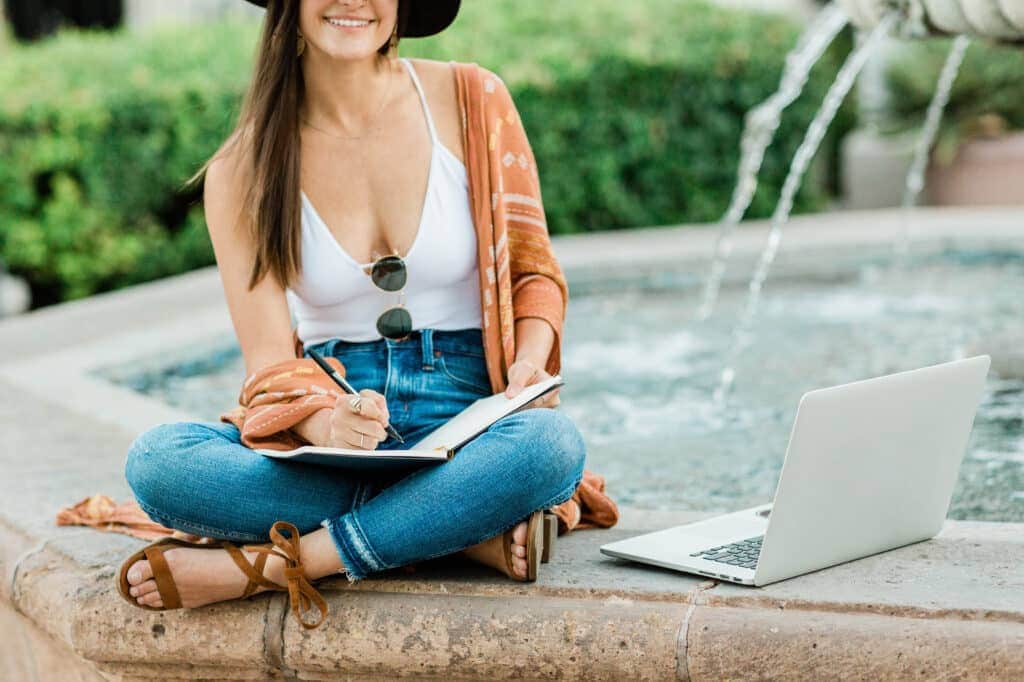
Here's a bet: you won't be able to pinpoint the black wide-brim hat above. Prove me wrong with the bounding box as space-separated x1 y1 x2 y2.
242 0 461 38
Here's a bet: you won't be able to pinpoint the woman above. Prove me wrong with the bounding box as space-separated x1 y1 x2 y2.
116 0 595 630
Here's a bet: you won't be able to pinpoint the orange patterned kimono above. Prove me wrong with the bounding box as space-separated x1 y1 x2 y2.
219 62 617 535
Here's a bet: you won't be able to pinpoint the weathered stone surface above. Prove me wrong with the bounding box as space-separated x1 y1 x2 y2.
686 605 1024 680
73 577 274 669
1 597 107 681
10 542 276 676
283 590 688 680
94 660 286 680
314 507 714 603
0 517 39 604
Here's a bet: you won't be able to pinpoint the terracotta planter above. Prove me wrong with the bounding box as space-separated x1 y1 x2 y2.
926 130 1024 206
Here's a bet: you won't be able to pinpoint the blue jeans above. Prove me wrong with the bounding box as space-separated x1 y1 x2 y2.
123 328 586 581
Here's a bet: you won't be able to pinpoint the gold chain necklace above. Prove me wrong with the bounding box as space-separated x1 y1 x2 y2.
302 61 395 140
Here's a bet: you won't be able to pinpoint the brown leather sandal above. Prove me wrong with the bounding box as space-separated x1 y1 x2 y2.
117 520 328 630
542 510 558 562
459 509 553 582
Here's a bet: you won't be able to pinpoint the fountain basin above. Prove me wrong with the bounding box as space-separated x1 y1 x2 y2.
16 207 1014 524
0 207 1021 679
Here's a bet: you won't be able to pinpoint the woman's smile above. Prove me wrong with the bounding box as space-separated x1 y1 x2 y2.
323 16 376 31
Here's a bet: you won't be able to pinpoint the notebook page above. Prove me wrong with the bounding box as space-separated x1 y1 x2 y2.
411 375 563 452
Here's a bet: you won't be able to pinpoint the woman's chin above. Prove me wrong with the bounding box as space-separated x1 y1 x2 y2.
310 42 386 62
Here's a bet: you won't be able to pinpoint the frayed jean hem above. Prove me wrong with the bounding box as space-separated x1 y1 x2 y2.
321 512 384 583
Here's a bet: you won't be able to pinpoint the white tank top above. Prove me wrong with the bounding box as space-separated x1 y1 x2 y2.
286 58 482 348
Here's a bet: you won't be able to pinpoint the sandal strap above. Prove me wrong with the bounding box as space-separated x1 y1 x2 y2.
243 521 329 630
459 525 519 579
240 552 268 598
144 544 183 609
223 542 284 596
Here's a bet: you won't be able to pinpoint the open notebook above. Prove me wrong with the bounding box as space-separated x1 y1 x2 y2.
255 375 564 471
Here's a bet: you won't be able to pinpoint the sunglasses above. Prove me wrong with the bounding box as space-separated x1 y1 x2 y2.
366 253 412 340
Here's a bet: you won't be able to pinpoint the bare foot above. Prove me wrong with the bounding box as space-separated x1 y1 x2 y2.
124 543 289 609
510 520 528 577
463 520 529 578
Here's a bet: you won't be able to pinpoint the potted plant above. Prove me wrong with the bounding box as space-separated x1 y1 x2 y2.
883 36 1024 205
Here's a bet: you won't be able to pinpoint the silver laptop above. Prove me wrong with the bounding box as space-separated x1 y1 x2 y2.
600 355 991 586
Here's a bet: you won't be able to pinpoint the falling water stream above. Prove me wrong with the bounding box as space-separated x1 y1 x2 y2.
713 13 898 405
697 2 850 321
894 35 971 258
893 34 972 358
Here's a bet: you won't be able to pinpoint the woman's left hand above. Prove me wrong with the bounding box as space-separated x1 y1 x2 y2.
504 359 560 408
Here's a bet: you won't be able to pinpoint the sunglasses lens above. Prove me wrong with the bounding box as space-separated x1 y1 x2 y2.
371 255 406 292
376 307 412 339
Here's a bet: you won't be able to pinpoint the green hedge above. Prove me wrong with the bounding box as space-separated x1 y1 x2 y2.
0 0 844 308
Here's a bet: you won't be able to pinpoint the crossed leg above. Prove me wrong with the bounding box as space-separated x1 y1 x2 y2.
122 409 585 607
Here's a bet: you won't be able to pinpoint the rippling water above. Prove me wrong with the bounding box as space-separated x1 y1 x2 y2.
98 248 1024 521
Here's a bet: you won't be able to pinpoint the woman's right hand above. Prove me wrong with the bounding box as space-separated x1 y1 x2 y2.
325 389 390 450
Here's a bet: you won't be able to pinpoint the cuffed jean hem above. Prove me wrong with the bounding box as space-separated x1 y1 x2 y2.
320 467 586 583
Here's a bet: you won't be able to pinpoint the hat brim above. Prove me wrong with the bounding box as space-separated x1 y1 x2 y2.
242 0 460 38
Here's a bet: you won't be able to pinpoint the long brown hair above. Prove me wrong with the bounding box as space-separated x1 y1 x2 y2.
190 0 411 291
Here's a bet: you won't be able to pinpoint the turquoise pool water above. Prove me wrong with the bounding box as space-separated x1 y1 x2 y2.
98 248 1024 522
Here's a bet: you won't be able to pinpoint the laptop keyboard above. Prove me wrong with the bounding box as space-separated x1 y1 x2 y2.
689 535 763 569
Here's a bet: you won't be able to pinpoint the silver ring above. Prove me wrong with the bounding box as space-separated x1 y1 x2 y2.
349 396 363 414
359 433 365 448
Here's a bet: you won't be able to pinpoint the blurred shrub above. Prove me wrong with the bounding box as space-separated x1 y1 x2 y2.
884 38 1024 164
0 0 843 308
0 20 254 305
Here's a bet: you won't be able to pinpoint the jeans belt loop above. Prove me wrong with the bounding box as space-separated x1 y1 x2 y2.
421 328 435 370
324 338 340 358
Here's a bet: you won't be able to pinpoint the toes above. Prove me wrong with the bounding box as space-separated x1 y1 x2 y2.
512 555 527 577
512 521 528 545
130 580 159 598
137 590 163 607
513 544 526 558
126 559 153 586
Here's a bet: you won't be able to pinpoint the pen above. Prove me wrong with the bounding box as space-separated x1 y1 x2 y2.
307 348 405 444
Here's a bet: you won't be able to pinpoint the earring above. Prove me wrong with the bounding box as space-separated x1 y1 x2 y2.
297 32 306 57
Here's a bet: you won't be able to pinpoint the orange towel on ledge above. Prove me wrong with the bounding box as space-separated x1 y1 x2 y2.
56 472 617 542
55 494 178 541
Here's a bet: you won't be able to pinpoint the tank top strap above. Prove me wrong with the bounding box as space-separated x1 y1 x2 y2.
400 57 439 146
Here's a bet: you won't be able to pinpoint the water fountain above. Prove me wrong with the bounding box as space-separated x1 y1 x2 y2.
712 13 898 404
696 2 850 321
894 34 970 258
705 0 1023 403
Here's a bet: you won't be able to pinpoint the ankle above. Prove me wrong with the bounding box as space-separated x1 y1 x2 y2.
294 528 348 581
246 549 289 591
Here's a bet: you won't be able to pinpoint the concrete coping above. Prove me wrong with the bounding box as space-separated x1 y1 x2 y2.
2 208 1023 679
3 507 1022 679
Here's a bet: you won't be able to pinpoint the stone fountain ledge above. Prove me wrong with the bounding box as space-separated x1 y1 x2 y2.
1 207 1023 680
